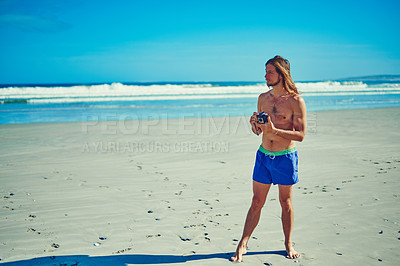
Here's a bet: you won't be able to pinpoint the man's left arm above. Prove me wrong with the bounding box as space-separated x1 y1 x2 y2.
267 96 307 142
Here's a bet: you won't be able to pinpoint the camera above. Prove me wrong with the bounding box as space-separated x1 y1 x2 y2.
256 112 269 124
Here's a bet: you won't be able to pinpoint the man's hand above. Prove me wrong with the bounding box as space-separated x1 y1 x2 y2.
250 112 262 135
259 115 277 135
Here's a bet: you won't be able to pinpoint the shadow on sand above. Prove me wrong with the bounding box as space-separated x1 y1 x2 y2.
1 250 287 265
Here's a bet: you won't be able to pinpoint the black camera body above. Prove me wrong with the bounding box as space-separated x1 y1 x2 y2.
256 112 269 124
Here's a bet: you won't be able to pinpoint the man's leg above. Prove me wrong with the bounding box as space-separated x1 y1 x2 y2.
278 184 300 259
231 181 271 262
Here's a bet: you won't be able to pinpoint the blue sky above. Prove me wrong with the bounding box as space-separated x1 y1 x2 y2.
0 0 399 84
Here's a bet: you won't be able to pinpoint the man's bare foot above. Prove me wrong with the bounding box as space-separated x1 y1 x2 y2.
230 241 247 262
285 243 300 259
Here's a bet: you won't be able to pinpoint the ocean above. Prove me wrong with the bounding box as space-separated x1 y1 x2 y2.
1 77 400 124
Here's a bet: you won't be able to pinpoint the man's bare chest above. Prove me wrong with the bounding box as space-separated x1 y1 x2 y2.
260 97 293 127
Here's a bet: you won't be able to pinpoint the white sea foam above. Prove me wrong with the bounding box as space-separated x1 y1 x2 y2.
27 94 259 104
1 81 399 104
296 81 400 92
0 83 264 99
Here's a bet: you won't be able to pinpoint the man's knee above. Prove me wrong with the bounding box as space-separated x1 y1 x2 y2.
279 197 292 210
251 196 266 210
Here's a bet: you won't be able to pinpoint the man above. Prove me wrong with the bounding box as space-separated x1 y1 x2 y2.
231 55 306 262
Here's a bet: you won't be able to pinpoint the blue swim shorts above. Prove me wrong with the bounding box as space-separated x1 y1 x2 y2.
252 146 299 185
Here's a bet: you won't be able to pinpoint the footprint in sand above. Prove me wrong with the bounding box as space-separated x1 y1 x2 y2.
27 228 41 234
26 214 36 221
179 235 191 241
113 247 132 254
146 234 161 238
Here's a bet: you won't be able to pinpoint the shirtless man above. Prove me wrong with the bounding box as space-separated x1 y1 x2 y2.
231 56 307 262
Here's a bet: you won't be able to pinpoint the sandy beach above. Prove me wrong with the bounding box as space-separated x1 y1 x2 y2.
1 107 400 265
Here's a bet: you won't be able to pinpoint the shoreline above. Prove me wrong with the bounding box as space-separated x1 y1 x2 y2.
0 106 399 127
1 107 400 265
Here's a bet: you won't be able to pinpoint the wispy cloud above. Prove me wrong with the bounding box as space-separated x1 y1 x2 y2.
0 14 71 33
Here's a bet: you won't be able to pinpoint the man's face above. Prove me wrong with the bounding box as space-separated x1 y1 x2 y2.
265 64 281 87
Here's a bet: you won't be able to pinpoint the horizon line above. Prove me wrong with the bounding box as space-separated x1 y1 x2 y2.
1 74 400 87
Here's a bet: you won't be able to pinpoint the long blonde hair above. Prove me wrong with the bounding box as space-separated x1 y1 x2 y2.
266 55 299 95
